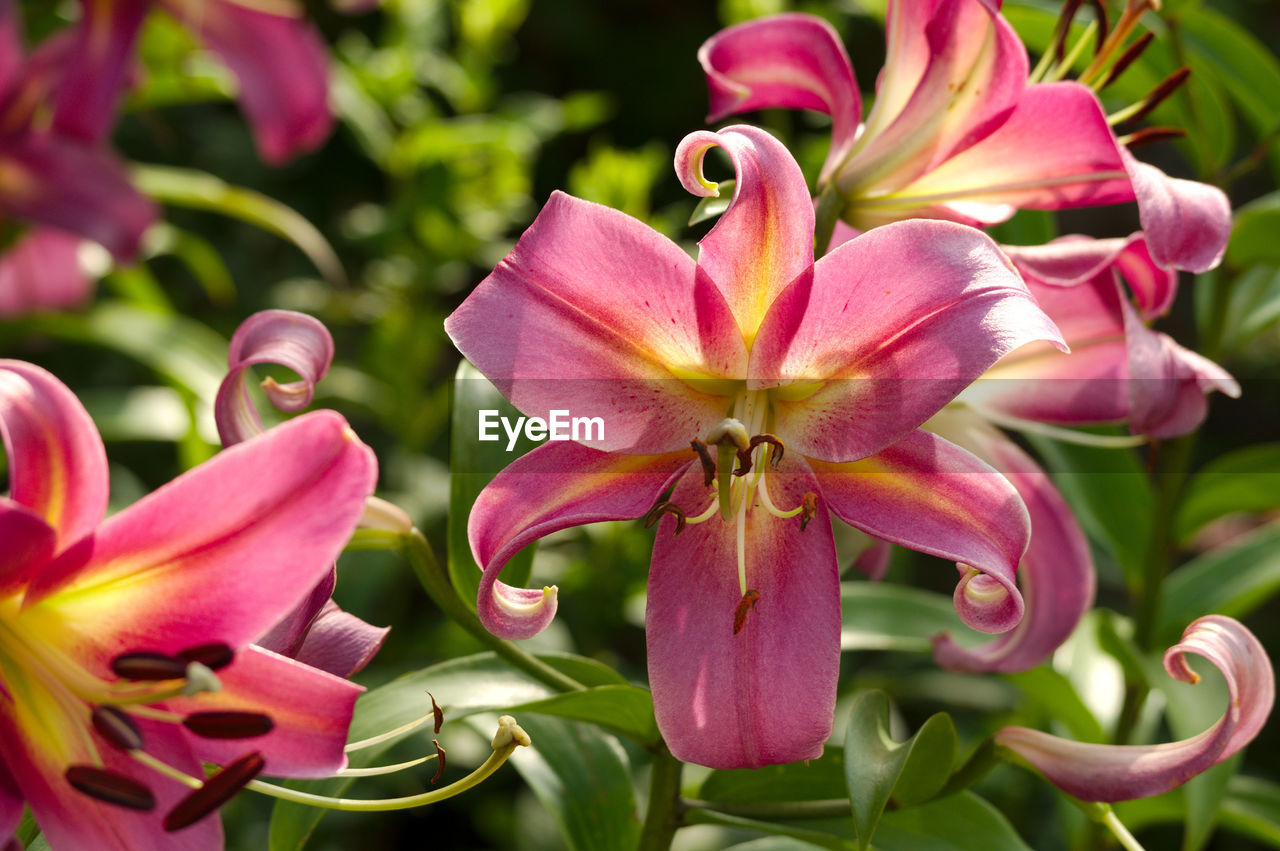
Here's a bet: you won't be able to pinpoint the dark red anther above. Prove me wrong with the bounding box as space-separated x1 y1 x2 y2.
748 434 785 467
799 492 818 532
66 766 155 811
182 712 275 739
427 691 444 734
1050 0 1084 62
92 707 144 751
642 501 687 534
1122 126 1187 149
733 589 761 636
1086 0 1109 53
690 440 717 487
111 652 187 681
1123 67 1192 126
431 740 447 785
163 752 265 832
176 643 235 671
1099 31 1152 89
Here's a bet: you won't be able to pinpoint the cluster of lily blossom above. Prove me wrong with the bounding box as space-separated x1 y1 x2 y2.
447 0 1273 800
0 0 1274 847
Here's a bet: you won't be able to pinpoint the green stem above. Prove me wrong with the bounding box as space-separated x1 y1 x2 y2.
1133 434 1194 650
401 529 587 694
813 185 845 259
638 744 684 851
938 737 1002 798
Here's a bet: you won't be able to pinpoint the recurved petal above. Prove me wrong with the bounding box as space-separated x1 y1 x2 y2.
1124 297 1239 438
0 360 107 554
1003 233 1176 320
0 685 220 850
169 645 361 778
254 568 337 659
752 219 1064 462
168 1 333 163
0 758 20 843
876 83 1132 225
24 411 377 663
0 502 56 597
445 190 746 455
470 441 691 639
289 600 389 678
647 459 840 768
215 309 334 447
930 417 1094 672
809 428 1029 634
1122 148 1231 274
996 615 1274 801
676 125 815 342
0 133 156 260
698 14 861 184
0 229 94 318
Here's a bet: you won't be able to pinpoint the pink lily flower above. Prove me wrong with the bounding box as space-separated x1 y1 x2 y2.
0 230 93 317
997 615 1274 801
217 309 390 678
0 360 377 847
446 124 1066 767
699 5 1230 272
54 0 334 164
0 2 154 267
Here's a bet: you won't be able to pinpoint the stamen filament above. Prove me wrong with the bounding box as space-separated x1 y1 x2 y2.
756 473 804 520
1045 21 1097 82
735 500 747 596
344 709 438 753
338 755 438 777
684 497 721 526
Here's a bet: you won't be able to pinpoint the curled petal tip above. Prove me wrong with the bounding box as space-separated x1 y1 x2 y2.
954 565 1024 634
479 580 559 641
359 496 414 534
674 131 725 197
996 615 1274 802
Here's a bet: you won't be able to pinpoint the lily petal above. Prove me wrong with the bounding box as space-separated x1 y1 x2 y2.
0 360 108 553
215 309 334 447
646 458 839 768
254 568 337 659
809 428 1029 634
0 759 20 842
877 82 1131 228
930 415 1094 672
0 688 220 850
839 0 1028 196
1124 296 1239 438
169 645 361 779
698 14 861 185
0 229 93 317
469 441 691 639
51 0 149 144
165 1 333 163
23 411 377 663
1003 233 1176 320
1121 147 1231 274
0 133 156 260
445 191 746 455
996 615 1274 801
751 219 1064 463
676 125 815 342
0 502 56 597
289 600 389 679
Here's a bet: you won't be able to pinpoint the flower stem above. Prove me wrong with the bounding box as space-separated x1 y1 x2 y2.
638 744 684 851
683 798 852 820
400 529 587 694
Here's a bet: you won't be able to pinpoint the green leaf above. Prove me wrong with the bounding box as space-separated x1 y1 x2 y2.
1221 265 1280 352
268 652 620 850
1220 775 1280 848
689 179 735 225
131 163 346 287
844 692 958 849
506 714 642 851
841 582 968 653
1024 435 1152 589
683 809 851 850
505 684 658 745
699 747 849 804
448 360 538 606
1157 523 1280 645
872 792 1033 851
1174 444 1280 541
985 209 1057 246
1228 197 1280 269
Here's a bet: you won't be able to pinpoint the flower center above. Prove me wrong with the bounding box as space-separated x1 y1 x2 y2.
645 390 817 635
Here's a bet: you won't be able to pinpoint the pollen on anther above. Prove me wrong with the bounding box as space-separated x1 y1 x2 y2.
66 766 156 811
733 589 761 635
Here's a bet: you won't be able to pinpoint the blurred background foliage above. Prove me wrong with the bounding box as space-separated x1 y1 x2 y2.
5 0 1280 848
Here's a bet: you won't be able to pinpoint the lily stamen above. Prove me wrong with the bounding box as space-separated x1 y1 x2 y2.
65 766 157 811
643 501 688 534
690 439 717 486
1107 66 1191 126
163 752 267 832
732 589 761 635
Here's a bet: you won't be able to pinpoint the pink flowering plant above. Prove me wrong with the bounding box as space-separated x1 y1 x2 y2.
1 0 1280 848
